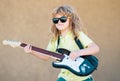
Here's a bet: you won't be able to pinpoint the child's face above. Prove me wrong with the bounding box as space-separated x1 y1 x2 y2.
53 14 70 32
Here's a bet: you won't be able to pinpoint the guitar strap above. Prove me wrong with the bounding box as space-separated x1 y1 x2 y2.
74 36 84 49
74 36 86 58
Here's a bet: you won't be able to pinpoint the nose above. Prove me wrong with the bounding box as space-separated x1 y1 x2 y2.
57 19 62 24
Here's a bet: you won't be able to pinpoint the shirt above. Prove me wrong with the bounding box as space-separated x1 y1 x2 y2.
46 31 93 81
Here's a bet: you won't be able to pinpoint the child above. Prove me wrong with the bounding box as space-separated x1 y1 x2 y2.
24 5 99 81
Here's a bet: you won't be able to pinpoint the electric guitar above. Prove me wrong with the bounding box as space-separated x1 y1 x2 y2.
2 40 98 76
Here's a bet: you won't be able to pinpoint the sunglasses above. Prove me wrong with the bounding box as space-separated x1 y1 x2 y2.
52 16 67 24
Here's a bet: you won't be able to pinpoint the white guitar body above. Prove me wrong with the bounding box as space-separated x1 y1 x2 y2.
53 54 84 72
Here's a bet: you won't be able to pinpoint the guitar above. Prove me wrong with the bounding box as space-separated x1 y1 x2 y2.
2 40 98 76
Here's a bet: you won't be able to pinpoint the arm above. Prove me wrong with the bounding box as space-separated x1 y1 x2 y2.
69 42 100 60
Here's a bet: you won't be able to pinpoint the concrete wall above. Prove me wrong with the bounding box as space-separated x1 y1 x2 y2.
0 0 120 81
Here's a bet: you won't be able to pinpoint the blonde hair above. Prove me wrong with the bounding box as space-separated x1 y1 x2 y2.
51 5 82 40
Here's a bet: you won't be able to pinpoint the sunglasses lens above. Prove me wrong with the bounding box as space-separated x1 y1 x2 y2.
52 18 59 24
60 16 67 23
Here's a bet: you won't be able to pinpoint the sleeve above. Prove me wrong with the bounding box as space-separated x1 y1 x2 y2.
78 31 93 48
46 39 57 52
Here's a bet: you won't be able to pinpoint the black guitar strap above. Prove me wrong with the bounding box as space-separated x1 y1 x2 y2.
74 36 84 49
74 36 86 58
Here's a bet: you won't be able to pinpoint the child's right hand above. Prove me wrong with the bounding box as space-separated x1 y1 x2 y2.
24 44 32 53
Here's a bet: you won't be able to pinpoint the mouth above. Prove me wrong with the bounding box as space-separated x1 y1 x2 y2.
57 24 64 26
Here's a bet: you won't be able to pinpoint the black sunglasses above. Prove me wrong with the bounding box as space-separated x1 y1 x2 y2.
52 16 67 24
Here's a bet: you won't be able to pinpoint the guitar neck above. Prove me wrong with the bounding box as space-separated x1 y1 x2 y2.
20 43 64 59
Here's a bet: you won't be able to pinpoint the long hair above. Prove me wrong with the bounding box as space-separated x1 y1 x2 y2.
51 5 82 40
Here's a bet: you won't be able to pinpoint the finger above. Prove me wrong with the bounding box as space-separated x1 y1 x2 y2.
24 44 32 53
69 53 76 61
29 44 32 52
28 44 31 49
28 44 32 52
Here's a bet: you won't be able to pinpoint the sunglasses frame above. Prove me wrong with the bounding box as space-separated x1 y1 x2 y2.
52 16 68 24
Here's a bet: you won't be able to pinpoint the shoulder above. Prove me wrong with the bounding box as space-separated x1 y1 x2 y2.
78 31 88 38
77 31 93 47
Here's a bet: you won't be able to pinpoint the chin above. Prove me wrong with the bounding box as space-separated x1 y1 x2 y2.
57 27 64 30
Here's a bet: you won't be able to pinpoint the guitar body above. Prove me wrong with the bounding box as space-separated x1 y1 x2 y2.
52 54 98 76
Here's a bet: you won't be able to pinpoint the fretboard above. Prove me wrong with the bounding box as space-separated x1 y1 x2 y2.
20 43 64 59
